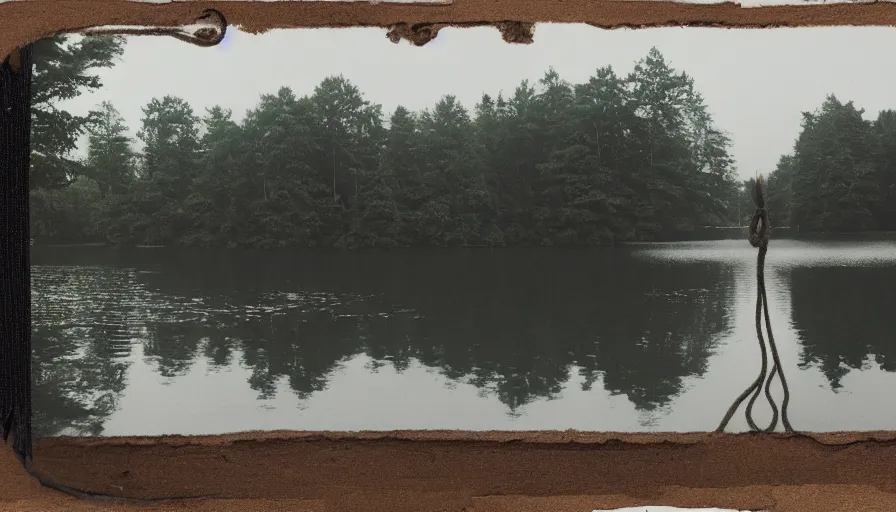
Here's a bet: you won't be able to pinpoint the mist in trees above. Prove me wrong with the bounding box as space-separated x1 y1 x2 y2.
30 47 750 248
29 41 896 248
767 95 896 232
28 34 126 241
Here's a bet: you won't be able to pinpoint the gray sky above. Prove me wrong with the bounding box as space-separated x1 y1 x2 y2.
60 24 896 181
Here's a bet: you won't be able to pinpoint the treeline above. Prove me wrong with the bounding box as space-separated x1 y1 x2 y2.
765 95 896 232
28 36 895 249
31 44 747 248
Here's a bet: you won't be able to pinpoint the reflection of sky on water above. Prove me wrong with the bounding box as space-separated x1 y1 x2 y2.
633 238 896 269
99 334 896 436
104 343 704 435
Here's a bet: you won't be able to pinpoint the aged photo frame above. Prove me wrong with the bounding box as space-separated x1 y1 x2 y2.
3 1 896 511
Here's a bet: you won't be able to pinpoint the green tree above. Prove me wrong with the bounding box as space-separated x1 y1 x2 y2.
130 95 201 244
416 95 494 246
791 95 878 232
871 110 896 230
310 76 385 208
30 35 124 189
535 66 636 243
84 101 136 199
181 105 247 247
625 48 714 236
766 155 795 228
477 84 542 244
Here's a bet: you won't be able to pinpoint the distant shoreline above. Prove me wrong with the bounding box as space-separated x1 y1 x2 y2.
29 230 896 250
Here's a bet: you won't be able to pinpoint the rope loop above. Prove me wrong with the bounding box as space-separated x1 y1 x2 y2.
749 207 769 250
748 177 769 250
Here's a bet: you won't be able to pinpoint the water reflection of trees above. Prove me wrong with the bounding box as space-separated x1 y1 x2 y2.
790 266 896 389
31 267 137 437
32 249 737 435
382 254 735 413
239 313 364 399
32 325 130 438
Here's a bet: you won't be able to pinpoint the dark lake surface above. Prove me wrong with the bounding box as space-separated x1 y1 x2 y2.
30 238 896 437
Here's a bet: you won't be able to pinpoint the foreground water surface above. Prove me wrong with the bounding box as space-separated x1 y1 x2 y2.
30 238 896 437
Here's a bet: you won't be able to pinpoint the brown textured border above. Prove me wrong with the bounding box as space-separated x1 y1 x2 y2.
6 0 896 59
9 430 896 511
5 1 896 510
32 428 896 447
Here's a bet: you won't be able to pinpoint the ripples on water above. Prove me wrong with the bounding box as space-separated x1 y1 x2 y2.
29 239 896 437
33 265 371 329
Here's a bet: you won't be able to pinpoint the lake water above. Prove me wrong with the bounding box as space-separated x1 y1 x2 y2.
29 238 896 438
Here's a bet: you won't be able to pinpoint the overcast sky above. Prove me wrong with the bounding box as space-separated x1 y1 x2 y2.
59 24 896 181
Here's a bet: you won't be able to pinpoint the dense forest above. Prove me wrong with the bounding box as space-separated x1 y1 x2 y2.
28 34 896 249
766 96 896 232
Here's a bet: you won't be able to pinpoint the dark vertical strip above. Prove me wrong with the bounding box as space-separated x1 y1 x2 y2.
0 45 34 462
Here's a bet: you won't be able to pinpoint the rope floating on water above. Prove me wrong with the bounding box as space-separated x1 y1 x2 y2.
716 175 794 434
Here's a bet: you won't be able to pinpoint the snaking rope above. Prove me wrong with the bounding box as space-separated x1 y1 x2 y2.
716 176 795 434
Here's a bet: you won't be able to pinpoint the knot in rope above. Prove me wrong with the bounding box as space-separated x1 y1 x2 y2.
748 207 769 250
748 176 769 249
